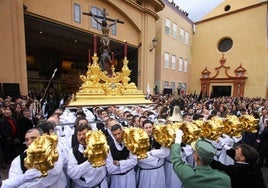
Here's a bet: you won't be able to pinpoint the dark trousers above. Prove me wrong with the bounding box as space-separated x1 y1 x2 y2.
1 139 19 163
259 154 268 167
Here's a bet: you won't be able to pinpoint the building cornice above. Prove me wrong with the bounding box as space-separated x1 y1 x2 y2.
161 0 193 24
196 1 268 24
107 0 164 20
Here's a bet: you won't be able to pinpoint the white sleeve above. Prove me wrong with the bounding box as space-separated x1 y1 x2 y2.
138 152 159 168
3 156 43 188
37 147 65 187
64 126 74 138
83 166 106 184
64 135 73 152
182 145 194 157
106 151 137 174
67 148 107 186
58 136 69 154
150 146 170 158
2 156 25 188
67 148 93 179
8 155 23 178
2 175 25 188
118 152 138 173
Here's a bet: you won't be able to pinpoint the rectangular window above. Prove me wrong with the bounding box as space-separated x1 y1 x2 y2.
172 23 177 38
171 55 176 70
164 81 169 88
91 7 102 30
178 58 183 71
183 59 188 72
185 31 189 45
74 3 81 23
180 28 185 43
165 18 171 35
164 53 170 68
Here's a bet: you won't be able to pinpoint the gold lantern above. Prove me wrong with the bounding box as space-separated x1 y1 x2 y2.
153 124 176 147
202 117 224 141
123 127 149 159
239 114 259 133
180 122 202 144
153 121 202 146
223 115 243 137
24 134 59 177
84 130 109 167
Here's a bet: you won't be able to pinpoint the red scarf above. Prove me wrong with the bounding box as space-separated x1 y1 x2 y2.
6 118 16 136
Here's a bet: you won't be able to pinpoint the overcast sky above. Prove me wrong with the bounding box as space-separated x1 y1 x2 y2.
172 0 224 22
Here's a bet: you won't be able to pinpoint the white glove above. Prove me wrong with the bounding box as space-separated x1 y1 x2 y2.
175 129 184 144
23 168 42 182
1 169 41 188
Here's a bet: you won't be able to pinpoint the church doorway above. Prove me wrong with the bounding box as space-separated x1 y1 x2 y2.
24 15 138 95
212 86 231 97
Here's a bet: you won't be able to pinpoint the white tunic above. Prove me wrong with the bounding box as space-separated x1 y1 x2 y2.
217 135 236 165
3 145 67 188
106 144 137 188
137 147 170 188
164 145 193 188
165 155 183 188
67 144 108 188
55 125 74 138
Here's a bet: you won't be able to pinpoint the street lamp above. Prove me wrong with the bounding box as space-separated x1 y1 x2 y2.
149 37 157 52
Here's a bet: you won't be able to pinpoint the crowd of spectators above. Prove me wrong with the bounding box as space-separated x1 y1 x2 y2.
0 91 268 187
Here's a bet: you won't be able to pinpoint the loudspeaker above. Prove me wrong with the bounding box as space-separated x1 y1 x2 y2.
163 88 172 95
3 83 20 100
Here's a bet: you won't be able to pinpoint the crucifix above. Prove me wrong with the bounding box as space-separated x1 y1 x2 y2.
83 8 124 51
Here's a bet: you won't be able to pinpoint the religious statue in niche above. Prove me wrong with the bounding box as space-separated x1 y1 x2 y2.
84 9 124 74
237 71 242 77
203 73 209 78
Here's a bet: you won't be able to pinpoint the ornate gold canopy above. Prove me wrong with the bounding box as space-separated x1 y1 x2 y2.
68 54 152 106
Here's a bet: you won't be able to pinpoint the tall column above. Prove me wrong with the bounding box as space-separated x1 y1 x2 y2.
0 0 28 95
240 82 245 97
138 4 157 93
233 82 237 97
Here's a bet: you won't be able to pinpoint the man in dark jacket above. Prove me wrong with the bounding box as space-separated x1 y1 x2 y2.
18 109 38 152
0 108 18 168
211 143 266 188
